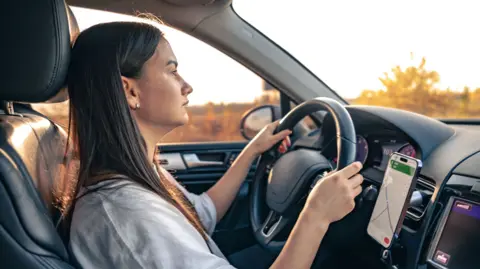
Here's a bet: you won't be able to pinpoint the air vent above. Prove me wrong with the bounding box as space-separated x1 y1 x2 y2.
407 177 436 221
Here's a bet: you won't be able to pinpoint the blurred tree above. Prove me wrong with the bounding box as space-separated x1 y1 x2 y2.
378 57 440 114
351 57 480 118
460 87 471 117
470 88 480 116
256 90 280 105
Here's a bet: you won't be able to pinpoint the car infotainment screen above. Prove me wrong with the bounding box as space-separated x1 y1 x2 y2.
428 198 480 269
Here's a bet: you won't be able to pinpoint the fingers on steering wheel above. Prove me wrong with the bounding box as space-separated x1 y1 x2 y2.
353 185 363 197
338 161 363 179
349 173 364 188
273 129 292 141
278 141 287 153
285 136 291 147
269 120 281 130
277 135 292 153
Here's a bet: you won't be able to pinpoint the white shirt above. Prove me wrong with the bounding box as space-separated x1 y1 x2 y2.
69 167 235 269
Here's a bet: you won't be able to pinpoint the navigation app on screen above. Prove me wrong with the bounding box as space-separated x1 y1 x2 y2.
368 157 416 248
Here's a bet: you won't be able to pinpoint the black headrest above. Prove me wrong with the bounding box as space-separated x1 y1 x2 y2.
0 0 79 103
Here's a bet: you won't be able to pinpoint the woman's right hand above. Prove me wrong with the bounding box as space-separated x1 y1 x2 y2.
304 162 364 225
270 162 364 269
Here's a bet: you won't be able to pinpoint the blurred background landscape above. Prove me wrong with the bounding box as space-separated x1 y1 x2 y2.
34 56 480 143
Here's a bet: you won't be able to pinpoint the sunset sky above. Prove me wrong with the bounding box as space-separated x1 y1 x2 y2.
71 0 480 105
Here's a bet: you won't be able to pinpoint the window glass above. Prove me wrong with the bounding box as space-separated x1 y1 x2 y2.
234 0 480 118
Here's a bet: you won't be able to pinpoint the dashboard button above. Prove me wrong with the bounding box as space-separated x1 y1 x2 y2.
471 182 480 195
434 250 450 266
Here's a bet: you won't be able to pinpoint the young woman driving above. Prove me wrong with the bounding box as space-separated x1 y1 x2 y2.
66 21 364 269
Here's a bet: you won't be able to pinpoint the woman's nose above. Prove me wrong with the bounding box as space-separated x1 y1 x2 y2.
182 82 193 95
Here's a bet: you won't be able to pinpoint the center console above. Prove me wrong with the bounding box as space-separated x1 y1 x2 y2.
426 197 480 269
424 171 480 269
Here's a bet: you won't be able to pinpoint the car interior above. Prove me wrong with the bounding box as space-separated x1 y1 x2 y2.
1 0 479 269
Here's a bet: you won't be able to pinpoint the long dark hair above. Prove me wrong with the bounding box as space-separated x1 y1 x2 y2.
64 21 206 239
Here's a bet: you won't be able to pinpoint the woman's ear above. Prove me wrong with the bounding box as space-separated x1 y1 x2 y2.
121 76 140 110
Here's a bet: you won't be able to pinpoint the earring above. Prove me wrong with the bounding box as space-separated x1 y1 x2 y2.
134 103 140 110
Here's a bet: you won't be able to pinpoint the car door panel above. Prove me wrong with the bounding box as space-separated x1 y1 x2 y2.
158 142 257 255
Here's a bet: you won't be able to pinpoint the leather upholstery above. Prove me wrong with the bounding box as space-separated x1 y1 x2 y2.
1 0 74 102
0 0 79 268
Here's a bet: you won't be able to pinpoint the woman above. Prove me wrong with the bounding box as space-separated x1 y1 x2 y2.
66 21 364 269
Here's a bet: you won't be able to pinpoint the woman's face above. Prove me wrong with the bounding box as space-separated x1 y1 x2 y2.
125 38 193 131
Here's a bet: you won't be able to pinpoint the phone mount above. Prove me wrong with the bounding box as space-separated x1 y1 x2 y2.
376 189 425 268
380 234 401 269
381 248 396 269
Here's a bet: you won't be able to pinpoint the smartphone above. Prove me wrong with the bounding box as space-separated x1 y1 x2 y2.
367 152 422 248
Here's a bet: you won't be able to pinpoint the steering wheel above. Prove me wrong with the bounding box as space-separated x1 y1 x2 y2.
250 97 357 252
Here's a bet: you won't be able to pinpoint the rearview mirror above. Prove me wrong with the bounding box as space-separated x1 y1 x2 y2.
240 105 281 140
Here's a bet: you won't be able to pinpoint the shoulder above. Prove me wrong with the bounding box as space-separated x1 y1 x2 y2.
69 179 232 269
72 179 187 228
69 179 221 268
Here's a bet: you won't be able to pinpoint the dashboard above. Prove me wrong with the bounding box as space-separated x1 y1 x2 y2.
295 105 480 269
322 132 418 183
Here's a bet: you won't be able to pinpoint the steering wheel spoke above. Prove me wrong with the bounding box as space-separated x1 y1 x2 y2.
256 210 290 246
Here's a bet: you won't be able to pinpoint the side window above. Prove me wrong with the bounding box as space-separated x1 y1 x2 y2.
32 8 281 143
161 43 280 143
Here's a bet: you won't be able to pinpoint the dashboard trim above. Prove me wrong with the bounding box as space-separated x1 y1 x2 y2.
346 105 455 161
406 177 436 220
417 177 436 190
453 151 480 179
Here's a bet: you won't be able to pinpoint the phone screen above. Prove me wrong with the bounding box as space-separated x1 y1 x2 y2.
367 153 420 248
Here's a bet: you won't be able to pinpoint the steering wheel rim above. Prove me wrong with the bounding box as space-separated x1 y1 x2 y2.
250 97 357 252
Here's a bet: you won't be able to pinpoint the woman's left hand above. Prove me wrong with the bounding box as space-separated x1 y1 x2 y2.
245 120 292 157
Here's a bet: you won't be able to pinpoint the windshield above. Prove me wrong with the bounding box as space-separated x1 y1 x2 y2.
233 0 480 118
